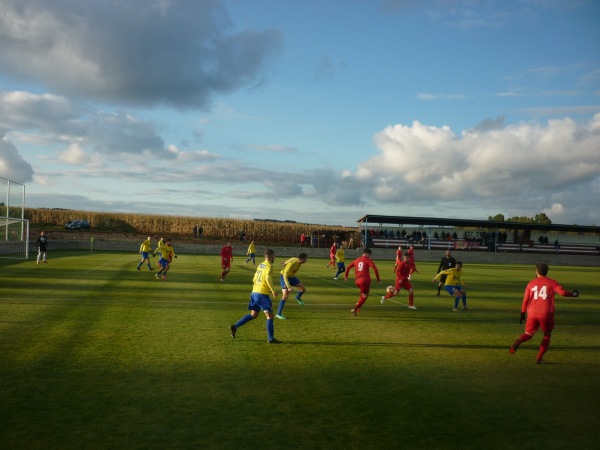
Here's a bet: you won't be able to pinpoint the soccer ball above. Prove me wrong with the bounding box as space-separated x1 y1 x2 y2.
387 285 395 294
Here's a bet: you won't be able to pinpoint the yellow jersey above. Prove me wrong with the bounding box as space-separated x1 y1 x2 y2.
280 257 303 289
253 260 276 296
140 239 152 253
436 267 464 286
335 248 345 263
155 244 176 261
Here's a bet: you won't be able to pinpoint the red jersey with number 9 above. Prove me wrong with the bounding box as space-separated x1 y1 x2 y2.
346 255 380 283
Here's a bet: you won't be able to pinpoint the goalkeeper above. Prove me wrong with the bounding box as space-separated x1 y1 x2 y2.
509 263 579 364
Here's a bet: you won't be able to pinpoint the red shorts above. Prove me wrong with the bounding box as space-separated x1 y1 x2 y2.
355 280 371 297
525 315 555 335
395 278 412 292
222 258 231 269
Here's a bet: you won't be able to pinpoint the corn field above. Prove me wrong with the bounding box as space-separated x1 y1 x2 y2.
25 208 359 245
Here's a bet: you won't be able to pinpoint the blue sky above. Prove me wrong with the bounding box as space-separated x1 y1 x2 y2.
1 0 599 227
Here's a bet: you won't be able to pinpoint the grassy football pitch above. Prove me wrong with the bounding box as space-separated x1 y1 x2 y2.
1 250 599 450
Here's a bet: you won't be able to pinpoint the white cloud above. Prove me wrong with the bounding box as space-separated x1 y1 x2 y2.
312 114 600 224
251 144 298 153
0 135 35 183
58 143 89 165
0 90 173 161
0 0 281 109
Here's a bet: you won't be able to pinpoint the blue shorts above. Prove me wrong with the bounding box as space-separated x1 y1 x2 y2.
337 262 345 271
158 258 170 268
280 275 300 290
142 252 149 259
248 292 273 313
445 285 462 296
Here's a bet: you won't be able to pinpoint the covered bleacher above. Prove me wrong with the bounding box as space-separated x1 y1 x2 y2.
357 214 600 256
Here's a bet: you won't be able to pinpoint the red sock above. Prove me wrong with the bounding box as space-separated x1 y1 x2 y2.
408 293 414 307
356 296 367 309
519 333 532 343
537 334 551 360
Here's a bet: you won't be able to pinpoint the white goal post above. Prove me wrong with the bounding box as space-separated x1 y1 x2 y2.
0 177 29 259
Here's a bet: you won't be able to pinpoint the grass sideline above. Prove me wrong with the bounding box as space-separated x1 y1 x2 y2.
1 250 599 450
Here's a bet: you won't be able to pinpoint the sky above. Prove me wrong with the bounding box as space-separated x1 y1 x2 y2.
0 0 599 227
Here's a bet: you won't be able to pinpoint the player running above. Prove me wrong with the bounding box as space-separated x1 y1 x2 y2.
433 261 467 311
407 244 418 279
230 249 281 344
137 236 154 271
153 238 176 280
509 263 579 364
333 243 346 280
392 246 403 273
276 253 309 320
326 242 337 269
344 248 381 316
244 240 256 266
381 254 417 309
220 241 233 281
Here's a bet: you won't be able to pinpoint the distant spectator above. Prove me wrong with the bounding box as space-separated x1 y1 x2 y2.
198 226 203 237
554 239 560 254
300 233 306 247
193 225 197 238
239 230 246 243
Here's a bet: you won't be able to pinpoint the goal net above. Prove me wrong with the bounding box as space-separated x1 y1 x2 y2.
0 217 30 259
0 177 28 259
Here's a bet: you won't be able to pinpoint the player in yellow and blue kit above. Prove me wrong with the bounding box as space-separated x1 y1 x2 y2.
432 261 467 311
276 253 308 320
333 243 345 280
153 238 177 280
137 236 154 271
230 249 281 343
244 240 256 265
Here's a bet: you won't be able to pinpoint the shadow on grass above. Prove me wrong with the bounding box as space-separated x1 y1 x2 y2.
232 338 600 354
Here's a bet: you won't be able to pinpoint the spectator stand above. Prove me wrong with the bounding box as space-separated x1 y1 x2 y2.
358 214 599 256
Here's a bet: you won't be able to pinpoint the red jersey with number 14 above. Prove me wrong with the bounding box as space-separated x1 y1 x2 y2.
345 256 380 283
521 276 573 318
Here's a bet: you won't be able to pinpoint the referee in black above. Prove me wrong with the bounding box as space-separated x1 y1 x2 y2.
436 249 456 296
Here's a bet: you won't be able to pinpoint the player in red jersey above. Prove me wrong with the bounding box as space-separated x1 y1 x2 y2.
407 244 418 278
344 248 381 315
509 263 579 364
381 254 417 309
392 246 403 273
326 242 337 268
220 241 234 281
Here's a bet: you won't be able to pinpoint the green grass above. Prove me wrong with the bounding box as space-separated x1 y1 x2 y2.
1 251 599 449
